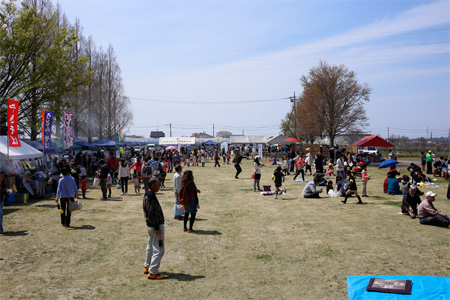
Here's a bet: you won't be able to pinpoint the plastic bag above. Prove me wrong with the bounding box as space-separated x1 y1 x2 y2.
328 189 339 198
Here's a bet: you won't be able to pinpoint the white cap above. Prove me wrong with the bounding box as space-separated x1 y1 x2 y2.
425 191 437 198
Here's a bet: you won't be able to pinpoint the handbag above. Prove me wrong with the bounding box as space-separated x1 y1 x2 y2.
69 199 83 212
251 172 256 179
93 177 100 186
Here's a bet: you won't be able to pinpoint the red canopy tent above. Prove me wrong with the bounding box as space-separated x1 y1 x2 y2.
283 137 301 143
353 135 394 148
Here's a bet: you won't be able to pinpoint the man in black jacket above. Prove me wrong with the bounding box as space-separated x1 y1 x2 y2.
401 185 421 219
143 178 165 280
98 160 109 200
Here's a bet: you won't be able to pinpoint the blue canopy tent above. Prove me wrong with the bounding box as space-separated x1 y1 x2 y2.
73 138 97 150
91 138 116 148
26 140 61 152
203 140 217 146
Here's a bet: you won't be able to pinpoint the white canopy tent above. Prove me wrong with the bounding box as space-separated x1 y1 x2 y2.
229 136 266 144
266 134 289 145
0 136 43 160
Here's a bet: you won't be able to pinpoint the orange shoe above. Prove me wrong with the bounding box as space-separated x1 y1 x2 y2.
148 273 165 280
144 267 149 274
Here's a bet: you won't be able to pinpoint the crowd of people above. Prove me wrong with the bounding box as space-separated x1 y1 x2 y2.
1 144 448 285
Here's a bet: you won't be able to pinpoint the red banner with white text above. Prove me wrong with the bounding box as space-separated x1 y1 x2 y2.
7 99 20 147
64 112 74 150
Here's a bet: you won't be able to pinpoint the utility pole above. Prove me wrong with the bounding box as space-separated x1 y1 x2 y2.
290 91 297 137
170 123 172 137
387 127 389 139
213 124 215 137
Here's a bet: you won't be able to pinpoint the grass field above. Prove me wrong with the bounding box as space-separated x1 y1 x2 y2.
1 158 449 300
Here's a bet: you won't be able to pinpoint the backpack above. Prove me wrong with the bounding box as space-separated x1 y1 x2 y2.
151 161 161 177
144 163 153 176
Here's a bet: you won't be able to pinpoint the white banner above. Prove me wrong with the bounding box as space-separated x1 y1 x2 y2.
159 137 196 145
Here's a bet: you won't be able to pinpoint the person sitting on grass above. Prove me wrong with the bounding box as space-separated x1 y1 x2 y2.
336 175 349 197
401 185 421 219
418 191 450 227
387 172 402 195
341 170 363 204
302 175 323 198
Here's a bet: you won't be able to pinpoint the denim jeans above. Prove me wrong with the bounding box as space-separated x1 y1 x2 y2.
420 215 450 227
145 225 165 274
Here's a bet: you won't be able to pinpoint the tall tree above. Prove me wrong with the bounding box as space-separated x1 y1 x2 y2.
282 61 371 147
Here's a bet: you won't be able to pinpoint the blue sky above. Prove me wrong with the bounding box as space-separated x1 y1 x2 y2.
54 0 449 139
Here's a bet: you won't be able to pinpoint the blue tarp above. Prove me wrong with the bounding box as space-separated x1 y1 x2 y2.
347 275 450 300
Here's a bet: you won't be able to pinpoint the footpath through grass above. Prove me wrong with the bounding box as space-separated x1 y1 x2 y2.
1 159 449 299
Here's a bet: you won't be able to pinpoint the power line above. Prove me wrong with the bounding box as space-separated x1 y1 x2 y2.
128 96 289 104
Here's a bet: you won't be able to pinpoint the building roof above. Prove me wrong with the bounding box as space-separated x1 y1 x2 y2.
150 131 165 138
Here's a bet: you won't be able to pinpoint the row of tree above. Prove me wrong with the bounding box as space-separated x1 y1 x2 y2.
280 61 371 147
0 0 131 142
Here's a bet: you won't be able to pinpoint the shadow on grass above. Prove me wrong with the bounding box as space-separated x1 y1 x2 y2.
1 230 29 236
194 230 222 235
102 199 123 202
162 272 205 281
36 204 57 209
68 225 96 230
3 208 20 215
281 197 297 201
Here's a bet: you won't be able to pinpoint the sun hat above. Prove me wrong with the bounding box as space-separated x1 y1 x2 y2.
409 185 416 190
425 191 436 198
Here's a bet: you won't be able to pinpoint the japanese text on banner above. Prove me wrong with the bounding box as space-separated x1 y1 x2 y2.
7 99 20 147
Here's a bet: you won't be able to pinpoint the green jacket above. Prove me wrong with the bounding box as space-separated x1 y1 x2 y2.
426 153 433 162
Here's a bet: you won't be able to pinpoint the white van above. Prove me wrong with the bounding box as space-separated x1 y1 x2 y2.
147 144 156 151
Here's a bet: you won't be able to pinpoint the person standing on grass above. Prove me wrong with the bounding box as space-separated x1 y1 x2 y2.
361 164 370 197
293 153 306 181
143 178 165 279
426 150 433 174
273 166 285 199
418 191 450 227
141 158 153 193
180 170 201 233
315 151 324 174
420 151 426 172
98 160 109 200
173 165 183 220
233 150 248 179
214 147 221 167
305 148 313 175
341 170 363 204
119 160 131 195
56 165 79 228
253 156 269 192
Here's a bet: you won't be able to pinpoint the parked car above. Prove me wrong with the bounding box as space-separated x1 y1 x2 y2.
358 147 378 154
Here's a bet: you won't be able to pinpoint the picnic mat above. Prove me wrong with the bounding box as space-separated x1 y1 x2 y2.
347 275 450 300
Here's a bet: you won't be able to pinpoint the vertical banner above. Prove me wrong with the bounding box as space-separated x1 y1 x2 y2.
258 144 263 159
63 112 74 150
41 110 53 150
7 99 20 147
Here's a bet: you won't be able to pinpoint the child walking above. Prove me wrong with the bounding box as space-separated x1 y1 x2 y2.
326 163 335 177
273 166 285 199
81 175 87 199
342 170 363 204
106 173 112 198
361 164 370 197
134 175 141 195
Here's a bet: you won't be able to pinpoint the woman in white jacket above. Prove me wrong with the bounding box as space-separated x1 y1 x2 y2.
119 160 131 195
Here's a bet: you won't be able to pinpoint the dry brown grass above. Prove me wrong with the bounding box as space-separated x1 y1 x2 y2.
1 159 449 300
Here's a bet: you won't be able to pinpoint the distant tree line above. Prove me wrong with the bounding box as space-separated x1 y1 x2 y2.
0 0 132 141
